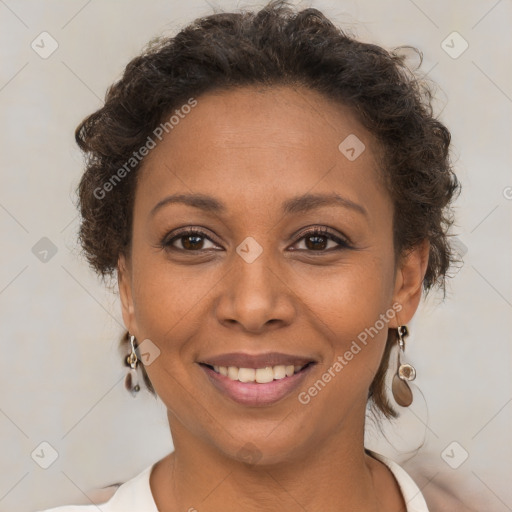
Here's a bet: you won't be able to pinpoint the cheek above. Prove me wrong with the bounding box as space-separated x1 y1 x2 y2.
304 253 396 388
307 251 396 334
129 261 207 414
128 257 194 371
131 250 212 336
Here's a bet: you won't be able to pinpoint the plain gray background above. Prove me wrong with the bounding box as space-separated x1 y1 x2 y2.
0 1 511 511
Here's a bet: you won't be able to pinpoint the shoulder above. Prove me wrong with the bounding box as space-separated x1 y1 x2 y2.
35 463 157 512
371 450 479 512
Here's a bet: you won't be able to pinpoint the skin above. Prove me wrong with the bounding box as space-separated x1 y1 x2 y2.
118 85 429 512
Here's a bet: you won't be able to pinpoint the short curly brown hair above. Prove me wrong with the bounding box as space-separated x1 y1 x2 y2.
75 0 460 418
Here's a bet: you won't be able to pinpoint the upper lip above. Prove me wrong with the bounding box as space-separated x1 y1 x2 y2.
199 352 316 368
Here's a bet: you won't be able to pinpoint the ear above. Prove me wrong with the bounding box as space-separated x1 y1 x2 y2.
389 240 430 328
117 253 137 333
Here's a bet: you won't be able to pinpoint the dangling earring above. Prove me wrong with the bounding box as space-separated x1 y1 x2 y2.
124 334 141 397
391 325 416 407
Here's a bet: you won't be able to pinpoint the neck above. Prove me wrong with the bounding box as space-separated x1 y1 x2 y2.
149 408 401 512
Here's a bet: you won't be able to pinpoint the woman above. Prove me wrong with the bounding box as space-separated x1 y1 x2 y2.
39 0 460 510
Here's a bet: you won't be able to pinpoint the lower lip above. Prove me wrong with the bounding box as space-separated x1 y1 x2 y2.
199 363 315 407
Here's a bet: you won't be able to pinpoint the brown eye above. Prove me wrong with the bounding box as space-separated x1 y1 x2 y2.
179 234 206 250
163 229 218 251
304 234 330 250
293 228 349 252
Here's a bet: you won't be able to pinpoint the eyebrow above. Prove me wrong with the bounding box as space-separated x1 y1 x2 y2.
150 192 367 217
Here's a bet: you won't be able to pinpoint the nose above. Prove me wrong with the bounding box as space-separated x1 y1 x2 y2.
214 247 296 334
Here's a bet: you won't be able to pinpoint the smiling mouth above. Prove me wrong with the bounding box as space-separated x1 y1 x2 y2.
199 362 314 383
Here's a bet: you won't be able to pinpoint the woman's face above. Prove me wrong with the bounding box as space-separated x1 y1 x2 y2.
119 85 427 464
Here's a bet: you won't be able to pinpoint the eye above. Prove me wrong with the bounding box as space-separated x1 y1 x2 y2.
291 227 350 252
161 226 350 254
162 228 220 251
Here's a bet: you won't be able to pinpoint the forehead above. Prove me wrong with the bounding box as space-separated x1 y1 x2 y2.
137 85 388 220
154 85 373 156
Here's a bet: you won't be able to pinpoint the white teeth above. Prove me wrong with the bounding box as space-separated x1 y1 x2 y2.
227 366 239 380
238 368 255 382
273 365 286 380
210 363 308 382
255 367 274 383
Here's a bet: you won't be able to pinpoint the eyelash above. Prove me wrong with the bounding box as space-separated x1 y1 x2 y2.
161 227 351 254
